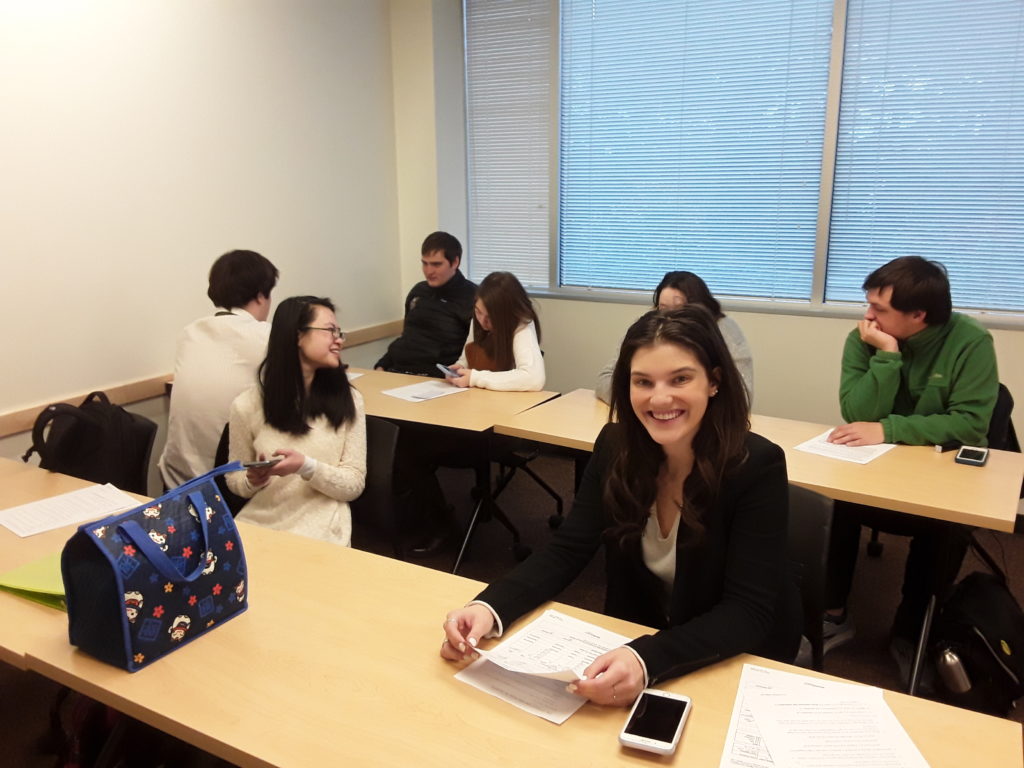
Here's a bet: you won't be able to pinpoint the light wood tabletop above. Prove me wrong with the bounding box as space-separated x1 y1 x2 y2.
494 392 1023 532
350 367 557 432
1 483 1016 767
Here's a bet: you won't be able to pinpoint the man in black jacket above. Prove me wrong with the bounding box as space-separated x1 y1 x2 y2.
375 231 476 376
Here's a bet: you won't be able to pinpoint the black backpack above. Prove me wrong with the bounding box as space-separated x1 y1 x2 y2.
930 541 1024 716
21 391 157 495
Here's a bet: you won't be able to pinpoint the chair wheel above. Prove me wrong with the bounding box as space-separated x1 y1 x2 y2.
867 540 884 557
548 514 563 529
513 543 532 561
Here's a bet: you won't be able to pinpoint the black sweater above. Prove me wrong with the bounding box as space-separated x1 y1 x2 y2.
375 270 476 376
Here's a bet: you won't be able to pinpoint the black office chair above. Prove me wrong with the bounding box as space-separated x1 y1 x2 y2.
213 423 249 516
490 436 564 528
350 415 403 558
787 485 834 671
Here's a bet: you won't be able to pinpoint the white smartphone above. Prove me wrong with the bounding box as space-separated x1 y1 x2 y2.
243 457 283 469
954 446 989 467
436 363 459 378
618 688 692 755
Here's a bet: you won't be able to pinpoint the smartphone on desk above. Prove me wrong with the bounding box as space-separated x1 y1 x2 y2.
954 446 989 467
619 688 691 755
243 457 283 469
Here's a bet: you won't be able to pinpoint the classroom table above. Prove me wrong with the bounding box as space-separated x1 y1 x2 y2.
1 462 1020 767
350 367 557 432
493 391 1024 532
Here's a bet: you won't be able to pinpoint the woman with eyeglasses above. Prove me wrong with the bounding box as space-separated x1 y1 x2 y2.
595 271 753 405
439 306 799 704
226 296 366 545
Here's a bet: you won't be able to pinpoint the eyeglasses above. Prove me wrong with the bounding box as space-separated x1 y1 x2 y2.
302 326 346 341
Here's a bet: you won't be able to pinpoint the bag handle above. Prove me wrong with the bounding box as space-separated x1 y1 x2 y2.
21 402 99 464
118 490 213 584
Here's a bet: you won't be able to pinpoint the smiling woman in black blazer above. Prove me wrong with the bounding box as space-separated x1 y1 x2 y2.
439 305 800 707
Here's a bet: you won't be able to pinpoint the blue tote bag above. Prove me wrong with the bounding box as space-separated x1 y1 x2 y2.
61 463 248 671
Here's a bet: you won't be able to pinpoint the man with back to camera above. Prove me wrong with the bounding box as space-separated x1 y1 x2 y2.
821 255 998 675
375 231 476 376
158 249 279 489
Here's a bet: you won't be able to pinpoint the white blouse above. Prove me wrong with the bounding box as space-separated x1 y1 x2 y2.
456 321 545 392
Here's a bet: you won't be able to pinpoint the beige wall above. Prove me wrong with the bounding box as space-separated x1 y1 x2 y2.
0 0 402 414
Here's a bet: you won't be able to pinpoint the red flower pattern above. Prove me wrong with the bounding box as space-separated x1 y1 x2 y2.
212 584 223 596
153 605 164 618
123 545 136 556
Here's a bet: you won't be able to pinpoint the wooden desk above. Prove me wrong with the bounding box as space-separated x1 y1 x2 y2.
749 414 1024 533
351 367 557 432
494 388 609 451
3 501 1016 767
495 394 1023 533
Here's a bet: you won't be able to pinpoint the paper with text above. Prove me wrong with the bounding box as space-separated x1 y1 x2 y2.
455 609 631 724
720 664 927 768
0 483 136 537
794 430 897 464
381 379 468 402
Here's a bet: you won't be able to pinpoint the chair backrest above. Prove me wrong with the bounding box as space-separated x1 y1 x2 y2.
214 423 249 515
988 383 1019 453
787 485 834 665
351 416 401 552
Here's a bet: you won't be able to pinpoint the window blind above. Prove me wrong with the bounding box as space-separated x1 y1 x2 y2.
558 0 834 299
826 0 1024 312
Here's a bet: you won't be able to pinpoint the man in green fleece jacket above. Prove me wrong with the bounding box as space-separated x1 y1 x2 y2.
821 256 998 670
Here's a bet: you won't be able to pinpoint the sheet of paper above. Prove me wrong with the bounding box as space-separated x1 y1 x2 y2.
345 370 364 381
0 552 66 610
455 609 631 724
794 430 898 464
746 687 929 768
719 664 926 768
381 379 469 402
0 483 137 537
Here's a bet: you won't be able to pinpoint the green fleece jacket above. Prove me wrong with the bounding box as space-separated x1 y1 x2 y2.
839 313 998 446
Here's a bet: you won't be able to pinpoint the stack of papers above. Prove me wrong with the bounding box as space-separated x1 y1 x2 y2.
381 380 468 402
720 664 929 768
456 609 630 724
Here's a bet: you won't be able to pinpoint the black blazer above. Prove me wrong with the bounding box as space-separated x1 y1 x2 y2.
476 423 801 684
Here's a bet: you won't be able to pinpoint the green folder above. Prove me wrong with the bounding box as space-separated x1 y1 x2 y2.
0 552 66 611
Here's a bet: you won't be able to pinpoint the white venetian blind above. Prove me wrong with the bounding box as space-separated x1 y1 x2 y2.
558 0 834 299
826 0 1024 312
464 0 552 286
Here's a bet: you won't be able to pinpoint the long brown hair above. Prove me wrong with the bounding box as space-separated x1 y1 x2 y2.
605 306 750 546
472 272 542 371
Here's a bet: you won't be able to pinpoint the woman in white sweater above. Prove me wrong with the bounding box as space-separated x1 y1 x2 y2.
227 296 366 545
449 271 545 391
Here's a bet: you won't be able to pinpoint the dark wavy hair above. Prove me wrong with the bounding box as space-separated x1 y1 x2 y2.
471 272 541 371
653 271 724 319
605 306 750 546
259 296 355 436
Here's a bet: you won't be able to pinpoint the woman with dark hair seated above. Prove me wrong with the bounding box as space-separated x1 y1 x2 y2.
595 271 753 404
226 296 366 545
439 305 799 705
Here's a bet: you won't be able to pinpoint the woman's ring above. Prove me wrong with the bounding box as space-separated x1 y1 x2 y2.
445 618 458 624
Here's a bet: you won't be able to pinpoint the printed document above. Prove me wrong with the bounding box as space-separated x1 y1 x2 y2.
720 664 929 768
381 379 468 402
794 430 897 464
0 483 137 537
456 609 630 724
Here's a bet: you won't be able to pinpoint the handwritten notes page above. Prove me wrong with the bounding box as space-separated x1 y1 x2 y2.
794 430 898 464
720 664 929 768
455 609 630 724
381 379 468 402
0 483 136 537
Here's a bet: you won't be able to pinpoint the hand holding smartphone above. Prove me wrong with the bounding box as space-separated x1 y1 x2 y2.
243 457 283 469
436 363 459 378
619 688 691 755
